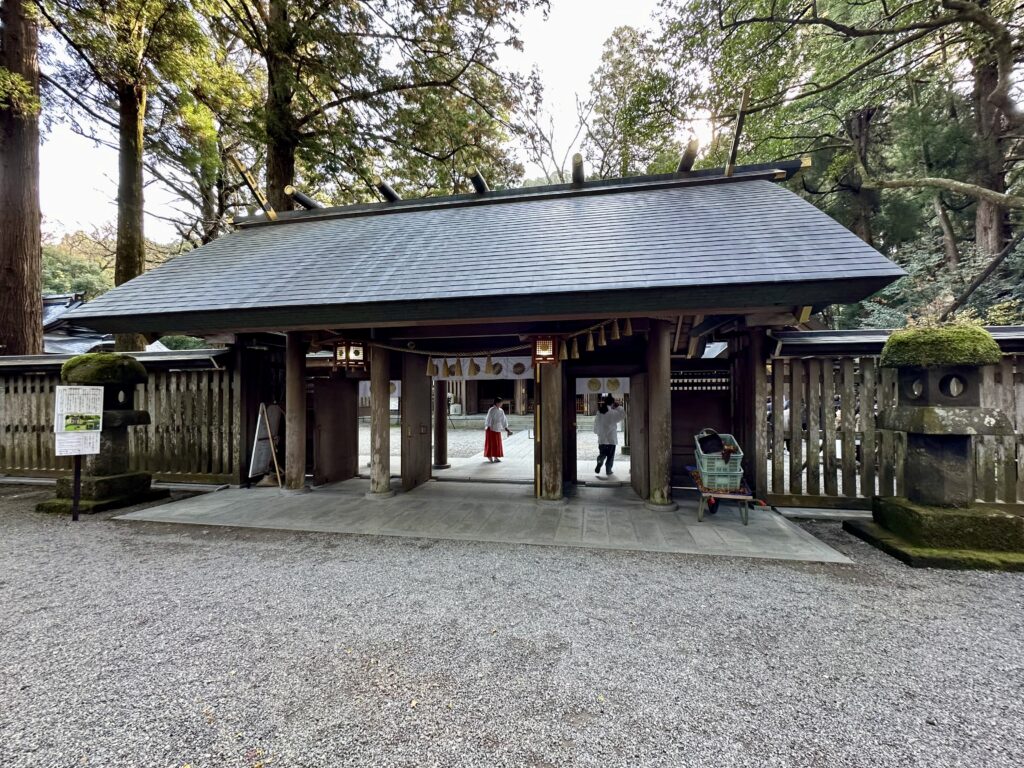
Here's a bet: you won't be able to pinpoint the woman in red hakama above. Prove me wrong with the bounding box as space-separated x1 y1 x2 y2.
483 396 512 462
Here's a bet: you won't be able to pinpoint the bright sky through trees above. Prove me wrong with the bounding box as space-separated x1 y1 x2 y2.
39 0 661 241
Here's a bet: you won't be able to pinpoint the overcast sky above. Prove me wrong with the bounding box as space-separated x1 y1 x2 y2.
39 0 662 242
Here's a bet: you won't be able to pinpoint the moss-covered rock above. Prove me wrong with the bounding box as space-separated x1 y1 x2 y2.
872 496 1024 551
880 324 1002 368
61 353 148 385
843 520 1024 571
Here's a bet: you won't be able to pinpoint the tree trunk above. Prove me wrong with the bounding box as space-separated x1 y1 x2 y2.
0 0 42 356
265 0 296 212
972 60 1008 255
845 107 880 247
114 80 149 352
933 195 959 268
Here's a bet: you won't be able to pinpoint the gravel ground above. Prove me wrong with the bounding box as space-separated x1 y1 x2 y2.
1 483 1022 768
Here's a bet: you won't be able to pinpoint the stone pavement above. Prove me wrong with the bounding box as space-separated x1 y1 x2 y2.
116 478 850 564
362 429 633 486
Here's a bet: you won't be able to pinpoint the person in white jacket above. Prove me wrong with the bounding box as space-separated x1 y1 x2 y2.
483 397 512 462
593 394 625 477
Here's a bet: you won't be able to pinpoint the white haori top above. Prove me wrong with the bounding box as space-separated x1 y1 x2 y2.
485 406 509 433
593 407 625 445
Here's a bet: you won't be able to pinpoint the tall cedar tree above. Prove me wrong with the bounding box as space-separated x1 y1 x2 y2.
36 1 205 350
215 0 543 211
0 0 42 355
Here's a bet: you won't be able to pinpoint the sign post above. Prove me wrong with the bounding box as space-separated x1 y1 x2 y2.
53 385 104 521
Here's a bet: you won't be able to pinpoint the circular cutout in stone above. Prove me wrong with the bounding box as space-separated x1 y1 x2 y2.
118 389 126 403
905 377 925 399
939 373 966 398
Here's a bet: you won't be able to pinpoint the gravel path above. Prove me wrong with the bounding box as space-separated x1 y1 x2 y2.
1 484 1022 767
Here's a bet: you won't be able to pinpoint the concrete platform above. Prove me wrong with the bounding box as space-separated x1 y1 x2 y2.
116 479 850 564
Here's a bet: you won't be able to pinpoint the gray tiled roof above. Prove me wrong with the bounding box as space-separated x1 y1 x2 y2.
67 176 904 333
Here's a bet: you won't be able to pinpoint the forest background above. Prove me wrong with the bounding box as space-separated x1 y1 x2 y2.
1 0 1022 354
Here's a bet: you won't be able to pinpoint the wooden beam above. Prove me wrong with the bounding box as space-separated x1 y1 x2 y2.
284 185 323 210
229 154 276 221
538 362 563 500
467 167 489 194
372 175 401 202
724 89 750 178
433 379 450 469
571 153 585 186
284 331 306 490
647 319 675 507
369 344 394 496
673 315 685 353
676 138 699 173
686 314 705 358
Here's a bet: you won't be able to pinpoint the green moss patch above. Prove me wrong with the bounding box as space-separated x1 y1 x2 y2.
61 353 148 385
844 520 1024 571
880 324 1001 367
873 496 1024 551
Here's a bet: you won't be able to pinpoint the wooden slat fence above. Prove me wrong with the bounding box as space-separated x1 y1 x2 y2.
764 355 1023 506
1 369 239 483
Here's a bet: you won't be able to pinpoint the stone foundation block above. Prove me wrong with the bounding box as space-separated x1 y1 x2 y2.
873 496 1024 552
56 472 154 502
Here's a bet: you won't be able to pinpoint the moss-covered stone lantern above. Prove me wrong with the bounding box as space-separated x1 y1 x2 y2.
37 353 169 514
845 324 1024 570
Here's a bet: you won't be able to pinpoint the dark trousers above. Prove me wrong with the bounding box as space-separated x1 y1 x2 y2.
595 444 616 474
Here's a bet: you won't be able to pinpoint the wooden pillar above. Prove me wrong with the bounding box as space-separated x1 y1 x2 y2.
312 376 358 485
514 379 527 415
401 353 432 490
369 344 394 497
629 373 650 499
647 320 675 507
539 361 563 500
284 331 307 490
433 379 450 469
748 330 769 498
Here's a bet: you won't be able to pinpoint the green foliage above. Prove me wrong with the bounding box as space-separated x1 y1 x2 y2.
580 27 682 179
62 352 148 385
0 68 39 114
42 246 113 299
880 324 1003 368
158 335 207 350
213 0 544 208
653 0 1023 327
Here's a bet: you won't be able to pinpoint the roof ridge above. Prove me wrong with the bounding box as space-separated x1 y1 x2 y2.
235 160 804 230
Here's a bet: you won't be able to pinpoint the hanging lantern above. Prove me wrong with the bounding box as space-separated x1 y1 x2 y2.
585 331 595 352
334 341 366 368
426 358 439 377
623 317 633 337
558 340 568 361
610 319 620 341
454 358 464 377
597 325 607 347
484 355 494 375
533 337 557 366
468 358 481 376
570 337 580 359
